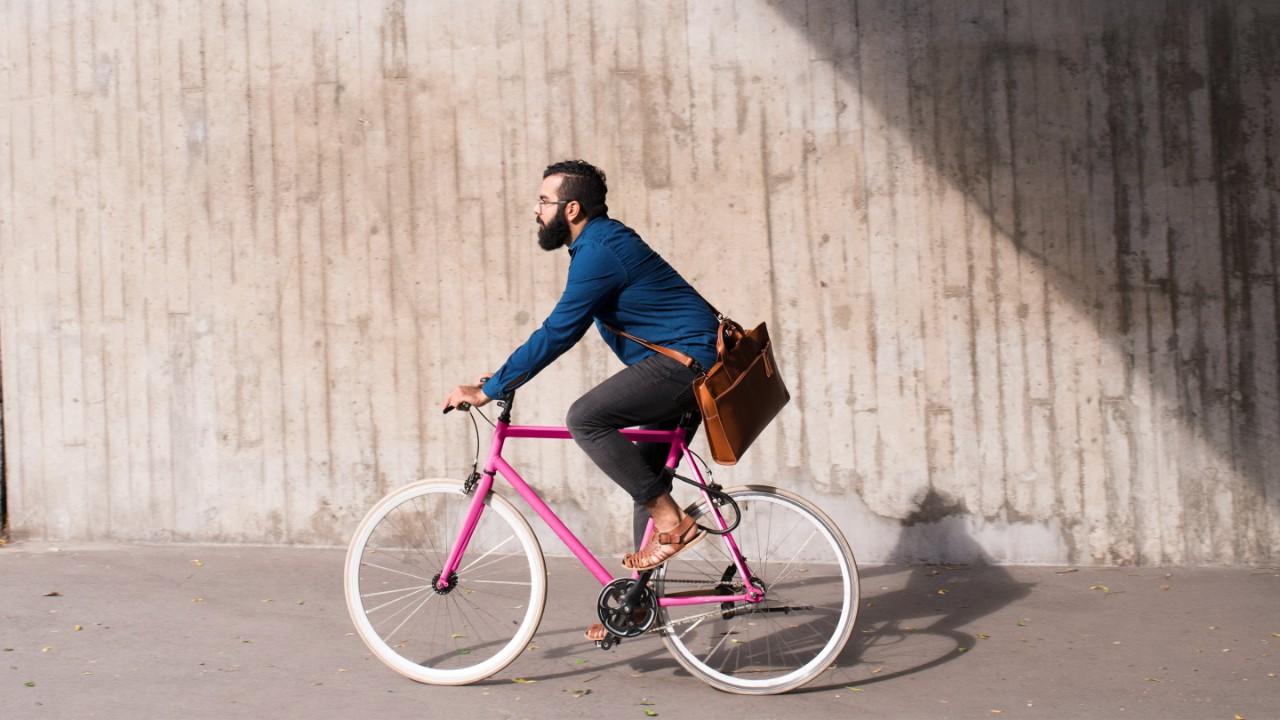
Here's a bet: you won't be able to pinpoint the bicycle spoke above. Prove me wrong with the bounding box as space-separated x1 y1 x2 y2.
380 590 438 638
458 534 519 574
770 530 820 586
654 489 858 693
365 585 432 615
362 561 433 582
346 481 546 684
362 583 433 599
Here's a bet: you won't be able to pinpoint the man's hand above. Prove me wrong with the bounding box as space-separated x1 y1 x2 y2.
443 384 492 414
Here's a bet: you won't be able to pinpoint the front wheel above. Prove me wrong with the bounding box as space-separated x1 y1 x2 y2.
654 485 860 694
344 479 547 685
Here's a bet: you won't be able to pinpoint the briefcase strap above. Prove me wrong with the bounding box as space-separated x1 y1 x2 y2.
601 323 705 375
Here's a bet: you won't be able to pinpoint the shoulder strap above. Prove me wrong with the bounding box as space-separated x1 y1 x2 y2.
602 323 701 372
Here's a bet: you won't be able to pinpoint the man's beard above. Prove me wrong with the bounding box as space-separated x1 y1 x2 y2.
537 207 571 251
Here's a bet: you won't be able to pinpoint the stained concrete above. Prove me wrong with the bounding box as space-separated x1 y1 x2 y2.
1 543 1277 719
4 1 1279 565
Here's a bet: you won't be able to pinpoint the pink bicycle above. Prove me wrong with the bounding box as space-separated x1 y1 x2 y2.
343 392 859 694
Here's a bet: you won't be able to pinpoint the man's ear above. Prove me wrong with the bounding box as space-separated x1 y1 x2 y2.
565 199 584 224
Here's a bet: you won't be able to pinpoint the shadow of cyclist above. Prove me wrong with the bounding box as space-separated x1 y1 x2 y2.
799 489 1034 693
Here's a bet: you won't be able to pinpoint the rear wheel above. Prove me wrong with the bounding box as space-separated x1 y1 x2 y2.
344 479 546 685
654 485 859 694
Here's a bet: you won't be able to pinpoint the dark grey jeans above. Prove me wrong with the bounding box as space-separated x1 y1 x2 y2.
565 353 701 547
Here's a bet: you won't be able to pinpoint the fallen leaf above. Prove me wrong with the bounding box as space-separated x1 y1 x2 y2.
1145 677 1161 683
457 649 471 655
296 600 306 606
639 700 655 706
567 688 591 698
845 686 864 693
513 677 537 684
572 658 588 665
450 633 466 639
1017 619 1030 627
643 711 658 718
1234 714 1245 720
1089 584 1110 594
73 625 82 632
937 589 949 596
1055 569 1079 574
262 598 273 603
24 681 35 688
1271 633 1280 638
978 633 991 639
192 597 204 603
871 667 883 675
958 647 968 653
991 711 1002 715
1160 585 1171 591
191 559 203 567
43 591 62 597
3 648 13 652
41 646 52 653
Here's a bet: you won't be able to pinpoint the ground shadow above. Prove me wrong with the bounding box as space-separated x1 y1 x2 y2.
799 489 1033 692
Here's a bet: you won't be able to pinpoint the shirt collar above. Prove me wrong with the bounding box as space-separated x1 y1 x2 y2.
567 216 607 257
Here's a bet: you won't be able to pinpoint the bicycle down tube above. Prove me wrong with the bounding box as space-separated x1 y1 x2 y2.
435 419 764 607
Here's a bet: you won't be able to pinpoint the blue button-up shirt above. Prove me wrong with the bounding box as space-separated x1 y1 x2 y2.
482 217 719 399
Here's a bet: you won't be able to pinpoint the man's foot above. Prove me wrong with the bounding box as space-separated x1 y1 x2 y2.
584 623 609 642
622 514 705 571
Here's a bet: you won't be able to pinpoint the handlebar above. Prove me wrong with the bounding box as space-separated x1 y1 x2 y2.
443 391 515 422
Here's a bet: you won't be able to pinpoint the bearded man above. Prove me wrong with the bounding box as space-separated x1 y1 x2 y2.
442 160 719 642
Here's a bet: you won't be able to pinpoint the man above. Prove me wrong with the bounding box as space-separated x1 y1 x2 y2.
441 160 719 641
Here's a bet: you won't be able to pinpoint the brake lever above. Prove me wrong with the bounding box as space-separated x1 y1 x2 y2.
442 402 472 415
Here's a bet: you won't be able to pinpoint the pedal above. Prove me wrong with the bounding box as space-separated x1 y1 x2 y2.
594 634 622 651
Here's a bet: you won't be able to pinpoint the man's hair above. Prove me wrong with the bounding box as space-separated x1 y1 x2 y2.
543 160 608 220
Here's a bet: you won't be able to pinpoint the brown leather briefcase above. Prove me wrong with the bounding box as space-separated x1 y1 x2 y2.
692 319 790 464
606 316 790 465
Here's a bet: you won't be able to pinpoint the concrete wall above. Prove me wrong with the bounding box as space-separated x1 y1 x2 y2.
2 1 1277 564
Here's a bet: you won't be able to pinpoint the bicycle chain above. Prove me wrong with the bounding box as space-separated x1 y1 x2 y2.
633 577 762 633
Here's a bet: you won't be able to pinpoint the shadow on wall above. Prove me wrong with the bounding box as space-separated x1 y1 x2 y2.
771 1 1280 563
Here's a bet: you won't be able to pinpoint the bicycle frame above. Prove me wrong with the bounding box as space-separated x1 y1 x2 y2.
436 418 763 608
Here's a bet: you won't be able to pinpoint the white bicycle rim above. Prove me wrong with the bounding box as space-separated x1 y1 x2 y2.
344 478 547 685
657 485 859 694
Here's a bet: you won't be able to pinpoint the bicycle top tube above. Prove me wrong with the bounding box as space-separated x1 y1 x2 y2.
444 389 762 604
485 389 692 459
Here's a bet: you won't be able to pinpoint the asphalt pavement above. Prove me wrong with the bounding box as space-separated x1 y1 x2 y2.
1 542 1277 719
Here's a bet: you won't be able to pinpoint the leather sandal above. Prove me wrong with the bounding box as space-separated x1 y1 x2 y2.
622 514 705 571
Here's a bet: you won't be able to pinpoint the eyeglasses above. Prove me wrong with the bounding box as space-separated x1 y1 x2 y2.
535 198 570 211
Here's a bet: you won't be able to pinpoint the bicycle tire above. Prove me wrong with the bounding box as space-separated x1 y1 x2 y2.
654 485 859 694
344 478 547 685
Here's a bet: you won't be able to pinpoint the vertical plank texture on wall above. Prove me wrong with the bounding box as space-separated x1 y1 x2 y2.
1 0 1276 565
